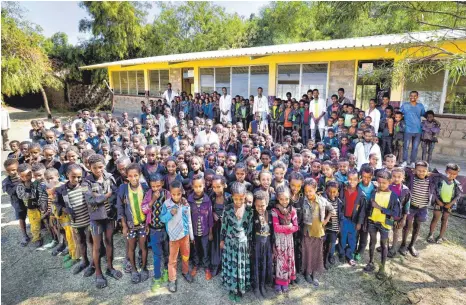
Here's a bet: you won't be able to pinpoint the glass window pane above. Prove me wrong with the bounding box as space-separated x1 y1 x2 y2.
301 64 328 99
128 71 137 95
445 76 466 114
403 70 445 113
232 66 249 98
149 70 160 96
112 72 120 94
277 65 300 99
200 68 215 93
250 65 269 96
121 71 128 95
160 70 169 92
215 67 231 93
137 70 145 95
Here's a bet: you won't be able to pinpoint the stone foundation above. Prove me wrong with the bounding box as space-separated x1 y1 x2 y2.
328 60 356 101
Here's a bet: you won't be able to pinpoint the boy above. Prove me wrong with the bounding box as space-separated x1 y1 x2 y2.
323 181 342 268
161 180 194 292
399 161 436 257
427 163 462 244
392 111 405 163
301 101 310 145
8 140 21 159
2 159 29 246
364 170 400 279
335 159 349 184
322 129 339 153
421 110 441 164
257 150 273 172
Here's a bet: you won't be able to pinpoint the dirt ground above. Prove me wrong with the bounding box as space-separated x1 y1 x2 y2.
1 108 466 305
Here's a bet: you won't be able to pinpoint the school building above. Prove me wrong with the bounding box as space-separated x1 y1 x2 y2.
80 30 466 158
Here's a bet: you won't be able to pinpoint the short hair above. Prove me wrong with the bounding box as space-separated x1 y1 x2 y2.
191 174 204 183
81 149 96 160
4 158 19 168
409 90 419 96
338 88 345 93
29 143 41 152
87 154 105 166
231 182 246 195
425 110 435 117
45 168 59 178
212 174 226 184
260 150 272 158
42 144 57 153
126 163 141 174
66 163 83 174
149 173 164 183
360 166 374 176
31 163 46 173
235 162 247 172
384 154 396 161
446 163 460 172
391 167 405 175
347 169 359 178
275 185 290 197
20 140 32 147
289 172 304 182
170 180 182 190
272 160 287 171
377 170 392 180
115 156 131 166
326 180 339 190
414 160 429 168
304 178 317 188
18 163 31 173
254 189 269 201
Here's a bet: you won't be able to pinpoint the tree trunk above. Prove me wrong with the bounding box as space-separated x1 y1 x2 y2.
40 85 52 119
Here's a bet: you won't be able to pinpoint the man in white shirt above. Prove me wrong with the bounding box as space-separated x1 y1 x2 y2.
162 83 178 108
194 119 219 146
354 129 382 170
253 87 269 128
71 109 97 134
219 87 232 123
158 107 177 135
309 89 327 141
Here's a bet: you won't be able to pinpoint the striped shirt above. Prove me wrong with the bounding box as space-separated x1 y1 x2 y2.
411 177 430 208
67 185 90 228
195 197 203 237
326 198 340 232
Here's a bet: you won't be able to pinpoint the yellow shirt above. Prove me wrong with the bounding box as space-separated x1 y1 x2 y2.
369 191 391 229
308 204 325 238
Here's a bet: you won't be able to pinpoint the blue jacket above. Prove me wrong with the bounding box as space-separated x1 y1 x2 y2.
116 182 150 229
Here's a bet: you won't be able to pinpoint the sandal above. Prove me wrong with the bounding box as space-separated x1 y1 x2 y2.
387 248 398 258
398 245 408 256
436 237 447 244
348 259 356 266
83 265 96 277
408 246 419 257
52 244 65 256
376 269 387 280
95 275 108 289
426 235 435 243
20 236 30 247
140 269 149 282
60 247 69 256
105 268 123 280
63 254 72 263
364 263 375 272
123 259 132 273
72 262 89 275
64 259 79 269
131 271 141 284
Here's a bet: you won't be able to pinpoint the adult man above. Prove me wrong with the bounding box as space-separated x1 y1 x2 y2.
401 91 426 168
194 119 219 146
1 105 10 150
338 88 352 105
162 83 178 108
309 89 327 141
140 106 156 125
253 87 269 127
219 87 232 123
158 107 177 135
354 129 382 170
377 94 391 120
72 109 96 134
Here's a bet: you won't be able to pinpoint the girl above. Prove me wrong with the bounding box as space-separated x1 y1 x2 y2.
272 185 299 294
302 178 333 286
117 163 150 284
220 182 253 302
271 160 289 191
323 181 342 268
209 175 231 277
179 162 189 179
313 142 329 161
188 156 204 179
289 172 305 280
164 157 183 188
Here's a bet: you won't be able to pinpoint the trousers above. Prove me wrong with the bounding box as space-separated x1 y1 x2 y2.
168 235 190 282
338 218 357 260
150 229 169 279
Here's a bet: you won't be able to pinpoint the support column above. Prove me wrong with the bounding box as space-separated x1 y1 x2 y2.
438 69 449 114
268 63 277 97
193 66 200 94
144 69 149 96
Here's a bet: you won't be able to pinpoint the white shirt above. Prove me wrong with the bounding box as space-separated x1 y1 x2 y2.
219 94 232 122
158 115 177 134
162 90 179 107
1 108 10 130
194 130 220 146
309 98 327 129
354 141 382 170
71 118 97 134
365 108 381 133
253 95 269 115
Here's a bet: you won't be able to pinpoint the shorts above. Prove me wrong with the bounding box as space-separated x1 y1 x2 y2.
406 206 428 223
127 226 146 239
15 209 27 221
368 222 389 240
433 204 452 214
90 219 114 236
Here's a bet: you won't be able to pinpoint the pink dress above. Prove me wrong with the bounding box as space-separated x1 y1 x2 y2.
272 207 299 286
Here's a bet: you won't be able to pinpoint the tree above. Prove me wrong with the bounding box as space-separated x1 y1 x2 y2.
1 2 61 118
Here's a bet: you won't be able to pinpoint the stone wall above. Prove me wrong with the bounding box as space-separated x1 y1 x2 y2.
169 68 182 94
44 86 67 110
328 60 356 102
435 116 466 157
113 95 148 117
68 84 113 111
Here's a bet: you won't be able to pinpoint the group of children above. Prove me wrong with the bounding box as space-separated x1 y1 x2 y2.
1 91 462 301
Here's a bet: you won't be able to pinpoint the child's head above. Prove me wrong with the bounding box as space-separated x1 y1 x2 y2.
179 162 189 177
231 182 247 209
259 170 272 190
211 175 226 196
384 154 396 170
3 159 19 177
190 156 203 172
235 163 247 182
9 140 20 152
169 180 183 203
376 170 391 192
414 160 429 179
347 169 359 188
254 190 268 215
391 167 405 185
316 142 325 153
311 160 322 174
191 174 205 197
360 166 373 186
272 160 287 183
160 146 172 164
326 180 339 201
346 104 354 113
289 172 304 195
369 153 379 167
165 157 177 174
276 185 291 208
88 154 106 178
44 168 59 185
44 130 56 144
126 163 141 187
66 147 80 164
445 163 460 181
322 160 335 178
291 153 303 169
29 143 42 161
338 159 349 175
245 192 254 207
426 110 435 122
303 178 317 200
329 147 340 160
394 111 403 122
337 117 345 126
149 173 164 193
18 163 32 183
66 164 83 186
260 150 272 167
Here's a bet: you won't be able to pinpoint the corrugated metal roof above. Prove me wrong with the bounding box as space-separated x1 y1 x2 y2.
79 30 465 70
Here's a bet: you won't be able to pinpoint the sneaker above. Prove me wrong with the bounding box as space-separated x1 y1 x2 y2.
151 278 162 292
64 259 79 269
348 259 356 266
44 240 58 249
436 237 447 244
33 240 43 248
205 269 212 280
427 235 435 243
63 254 72 263
168 280 177 293
161 269 169 283
400 161 407 168
329 257 336 265
304 274 313 284
20 236 30 247
353 253 361 262
182 272 193 283
190 266 197 277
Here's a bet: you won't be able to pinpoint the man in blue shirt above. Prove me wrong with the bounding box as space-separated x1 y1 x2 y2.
400 91 426 167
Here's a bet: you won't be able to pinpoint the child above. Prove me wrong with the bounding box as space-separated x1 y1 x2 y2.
301 101 310 146
7 140 21 159
339 136 351 159
272 185 298 294
161 180 194 292
188 175 214 280
323 129 339 153
392 111 405 163
379 107 394 156
270 98 281 143
2 159 29 246
302 178 333 285
289 102 302 133
364 170 400 279
220 182 253 302
318 160 336 194
335 159 349 185
313 142 329 162
84 154 121 289
427 163 462 244
41 145 61 171
344 104 355 127
399 161 435 257
271 160 289 190
289 172 304 280
421 110 441 164
251 190 274 298
117 163 150 284
323 181 342 268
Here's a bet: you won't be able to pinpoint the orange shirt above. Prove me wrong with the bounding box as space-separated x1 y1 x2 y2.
284 108 292 128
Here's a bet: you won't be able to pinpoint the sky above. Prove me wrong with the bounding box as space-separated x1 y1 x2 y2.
16 1 270 45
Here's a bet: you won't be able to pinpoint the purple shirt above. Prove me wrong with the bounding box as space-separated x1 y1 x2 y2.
188 193 213 237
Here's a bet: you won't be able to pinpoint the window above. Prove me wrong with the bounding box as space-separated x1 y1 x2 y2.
120 71 128 94
356 60 392 110
215 67 231 93
276 63 328 100
232 67 249 98
250 65 269 96
200 68 215 93
149 70 160 96
445 76 466 114
137 71 145 95
112 72 121 94
160 70 169 91
403 70 445 113
128 71 137 95
277 65 300 99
